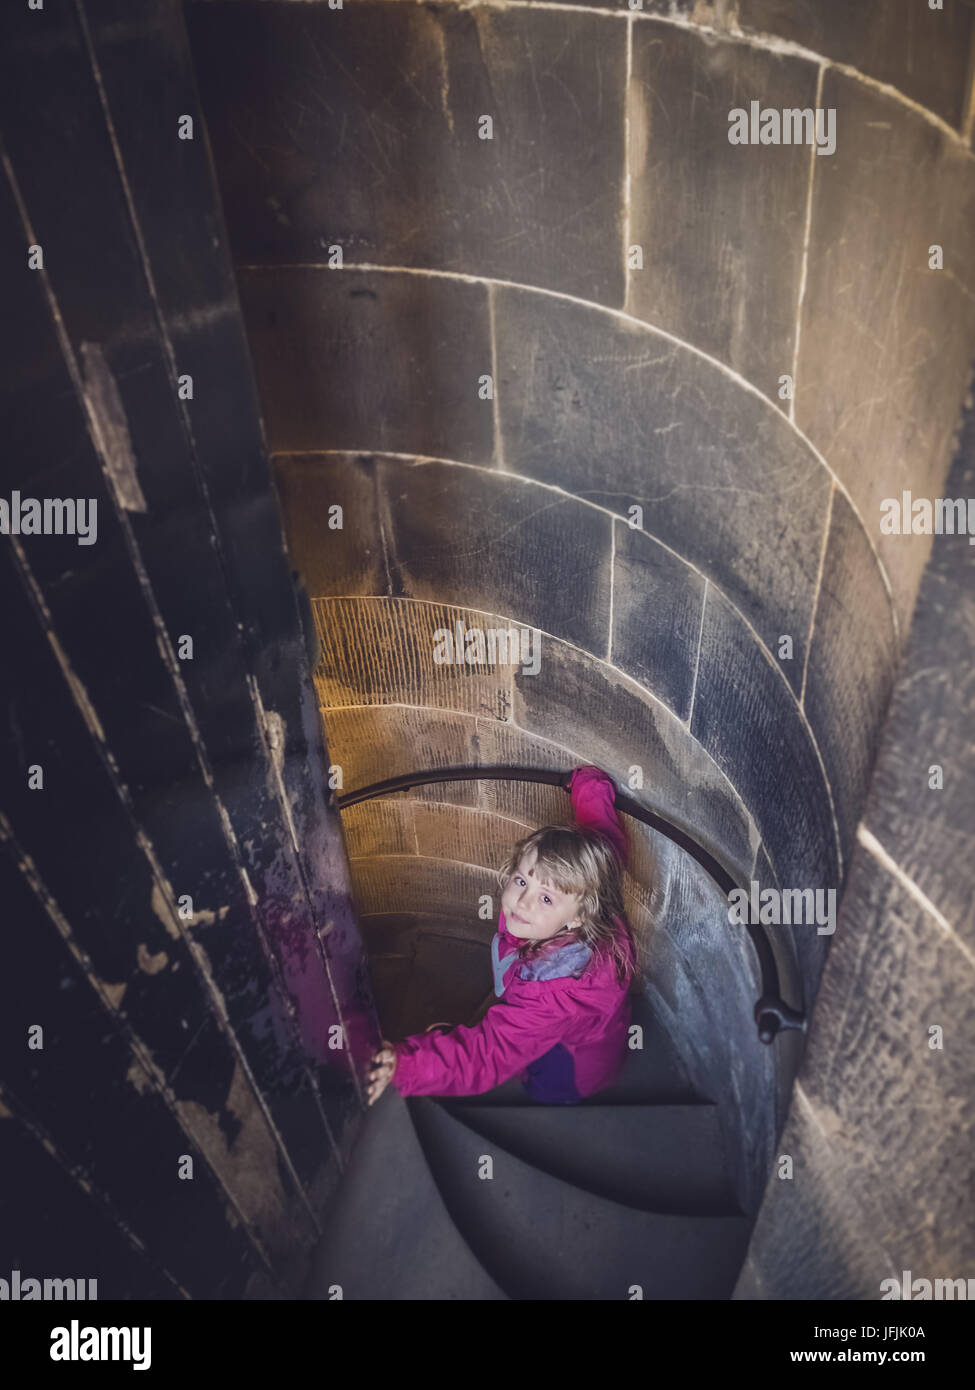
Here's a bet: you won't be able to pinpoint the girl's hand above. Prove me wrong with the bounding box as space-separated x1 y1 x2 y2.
367 1042 397 1106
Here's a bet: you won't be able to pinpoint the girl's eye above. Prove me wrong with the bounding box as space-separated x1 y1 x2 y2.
543 896 552 906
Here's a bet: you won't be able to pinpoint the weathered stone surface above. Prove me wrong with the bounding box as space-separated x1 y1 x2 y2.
802 488 899 859
793 70 975 633
640 832 776 1214
495 282 832 691
742 401 975 1297
376 458 613 652
742 863 975 1297
276 452 614 651
273 453 391 598
350 855 496 933
313 592 759 881
805 865 975 1269
690 584 839 996
187 0 627 305
611 519 706 720
736 0 975 129
279 452 707 721
312 596 513 716
472 776 574 831
752 842 779 889
238 269 495 464
628 22 816 393
341 798 417 860
733 1080 909 1299
321 704 488 795
859 400 975 959
0 0 376 1297
410 799 529 876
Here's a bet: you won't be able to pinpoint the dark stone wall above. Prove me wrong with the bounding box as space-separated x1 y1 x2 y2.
735 383 975 1299
0 0 373 1299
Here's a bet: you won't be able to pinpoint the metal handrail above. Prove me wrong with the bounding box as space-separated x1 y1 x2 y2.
336 765 805 1044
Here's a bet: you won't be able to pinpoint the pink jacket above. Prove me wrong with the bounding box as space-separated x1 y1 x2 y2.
391 766 636 1099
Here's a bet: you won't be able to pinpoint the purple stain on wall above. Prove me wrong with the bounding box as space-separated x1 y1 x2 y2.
260 889 377 1068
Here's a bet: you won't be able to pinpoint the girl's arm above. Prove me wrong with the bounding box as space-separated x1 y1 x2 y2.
391 981 584 1098
567 765 629 868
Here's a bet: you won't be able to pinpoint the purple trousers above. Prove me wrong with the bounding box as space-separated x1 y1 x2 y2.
522 1042 582 1105
424 1026 583 1103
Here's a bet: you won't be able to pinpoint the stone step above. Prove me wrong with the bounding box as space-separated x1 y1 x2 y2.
303 1090 507 1301
409 1097 753 1300
441 1100 742 1216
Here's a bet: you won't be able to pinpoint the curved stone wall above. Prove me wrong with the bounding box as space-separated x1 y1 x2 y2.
735 384 975 1299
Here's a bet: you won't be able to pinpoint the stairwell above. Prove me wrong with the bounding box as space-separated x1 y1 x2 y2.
3 0 975 1310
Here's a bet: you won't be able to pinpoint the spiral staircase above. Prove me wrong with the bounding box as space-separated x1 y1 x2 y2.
305 986 753 1300
302 769 791 1301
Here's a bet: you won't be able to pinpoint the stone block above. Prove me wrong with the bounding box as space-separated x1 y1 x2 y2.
790 854 975 1283
735 1081 909 1299
860 408 975 962
312 596 512 716
737 0 975 129
628 22 816 391
237 268 495 464
349 855 495 933
611 518 707 720
690 585 839 897
802 489 899 859
320 704 484 795
273 453 390 598
376 458 613 653
793 70 975 632
187 0 626 303
341 798 416 860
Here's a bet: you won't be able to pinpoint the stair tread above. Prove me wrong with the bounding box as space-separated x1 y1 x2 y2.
304 1092 507 1301
410 1097 753 1300
440 1100 742 1215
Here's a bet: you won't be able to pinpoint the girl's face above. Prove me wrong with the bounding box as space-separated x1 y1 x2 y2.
502 848 583 941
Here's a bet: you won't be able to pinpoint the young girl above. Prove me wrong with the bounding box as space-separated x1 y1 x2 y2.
366 765 638 1106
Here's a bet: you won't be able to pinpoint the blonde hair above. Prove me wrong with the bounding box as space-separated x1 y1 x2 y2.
497 826 637 988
